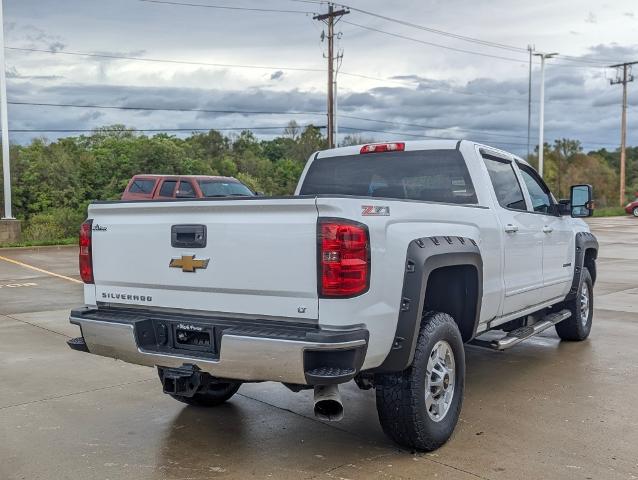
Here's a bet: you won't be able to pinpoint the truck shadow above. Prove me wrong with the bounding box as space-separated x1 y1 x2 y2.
152 333 595 477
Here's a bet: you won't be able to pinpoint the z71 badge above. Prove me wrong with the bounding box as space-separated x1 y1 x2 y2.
361 205 390 216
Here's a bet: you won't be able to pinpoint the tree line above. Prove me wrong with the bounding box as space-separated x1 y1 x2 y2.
0 123 635 242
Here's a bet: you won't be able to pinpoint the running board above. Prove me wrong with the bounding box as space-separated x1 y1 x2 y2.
472 309 571 351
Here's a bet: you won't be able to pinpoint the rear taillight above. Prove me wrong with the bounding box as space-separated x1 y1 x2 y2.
79 219 94 284
318 219 370 297
360 142 405 154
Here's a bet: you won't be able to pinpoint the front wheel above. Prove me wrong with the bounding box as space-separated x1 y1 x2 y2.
375 311 465 451
633 207 638 217
555 268 593 341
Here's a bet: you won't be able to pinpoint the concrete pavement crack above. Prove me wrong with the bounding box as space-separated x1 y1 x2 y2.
0 378 154 410
5 313 72 338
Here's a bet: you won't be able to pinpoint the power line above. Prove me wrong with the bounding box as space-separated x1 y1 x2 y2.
6 46 325 74
343 20 528 64
292 0 626 66
136 2 617 70
10 100 619 144
328 1 627 65
339 125 618 148
11 123 620 149
332 4 527 53
8 100 324 116
6 45 533 102
10 125 322 133
343 20 607 70
339 125 529 146
338 114 529 140
9 99 534 139
138 0 314 15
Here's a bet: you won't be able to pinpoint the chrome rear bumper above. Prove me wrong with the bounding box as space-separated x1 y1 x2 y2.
70 311 367 385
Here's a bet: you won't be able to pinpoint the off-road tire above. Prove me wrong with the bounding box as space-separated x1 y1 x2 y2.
554 268 593 341
170 382 241 407
375 311 465 451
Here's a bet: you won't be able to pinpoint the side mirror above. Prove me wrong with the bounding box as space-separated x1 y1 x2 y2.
569 184 594 218
255 191 265 196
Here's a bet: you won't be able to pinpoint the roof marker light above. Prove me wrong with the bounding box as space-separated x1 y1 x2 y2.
360 142 405 154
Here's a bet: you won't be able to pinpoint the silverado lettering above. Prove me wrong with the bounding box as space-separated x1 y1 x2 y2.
101 292 152 302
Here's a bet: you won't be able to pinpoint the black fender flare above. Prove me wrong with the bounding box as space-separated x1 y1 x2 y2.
373 236 483 373
565 231 598 301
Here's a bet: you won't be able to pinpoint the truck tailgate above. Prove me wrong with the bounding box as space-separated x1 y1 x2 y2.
88 198 319 320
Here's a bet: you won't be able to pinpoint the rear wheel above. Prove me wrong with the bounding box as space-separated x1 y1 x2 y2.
375 311 465 451
633 207 638 217
555 268 593 341
170 382 241 407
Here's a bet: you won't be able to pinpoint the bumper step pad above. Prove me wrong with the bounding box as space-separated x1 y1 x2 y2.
66 336 89 353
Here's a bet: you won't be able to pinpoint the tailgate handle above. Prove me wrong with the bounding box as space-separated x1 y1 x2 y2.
171 225 207 248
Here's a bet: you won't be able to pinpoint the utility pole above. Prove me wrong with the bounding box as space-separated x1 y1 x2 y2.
609 61 636 206
533 52 558 178
314 4 349 149
0 0 12 219
527 45 534 160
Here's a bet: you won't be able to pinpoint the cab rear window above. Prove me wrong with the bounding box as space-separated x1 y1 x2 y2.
300 149 477 204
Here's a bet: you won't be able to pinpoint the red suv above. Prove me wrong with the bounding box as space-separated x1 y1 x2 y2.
121 175 255 200
625 197 638 217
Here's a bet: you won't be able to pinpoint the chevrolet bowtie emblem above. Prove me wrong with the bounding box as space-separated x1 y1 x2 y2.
169 255 210 272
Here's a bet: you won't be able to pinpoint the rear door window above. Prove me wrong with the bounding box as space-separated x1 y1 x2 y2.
482 157 527 211
177 181 196 198
158 180 177 198
128 178 156 194
299 149 477 204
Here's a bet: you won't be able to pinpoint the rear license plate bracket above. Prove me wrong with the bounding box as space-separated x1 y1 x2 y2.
172 322 215 354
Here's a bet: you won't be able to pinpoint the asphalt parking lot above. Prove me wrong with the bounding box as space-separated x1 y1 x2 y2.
1 217 637 480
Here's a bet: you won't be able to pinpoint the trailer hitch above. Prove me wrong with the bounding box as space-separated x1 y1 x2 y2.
158 365 203 397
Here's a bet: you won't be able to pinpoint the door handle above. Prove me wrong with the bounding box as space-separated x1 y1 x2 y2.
504 224 519 233
542 225 553 234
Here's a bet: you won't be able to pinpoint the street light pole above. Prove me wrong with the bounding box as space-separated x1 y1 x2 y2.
534 52 558 178
0 0 12 219
527 45 534 160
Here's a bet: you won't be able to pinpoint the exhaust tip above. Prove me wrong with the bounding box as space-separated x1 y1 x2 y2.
314 399 344 421
313 385 344 422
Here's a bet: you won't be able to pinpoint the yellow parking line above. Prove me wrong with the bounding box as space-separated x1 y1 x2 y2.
0 255 83 284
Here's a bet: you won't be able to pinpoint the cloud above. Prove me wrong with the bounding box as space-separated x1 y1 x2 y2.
49 41 65 53
4 0 638 153
9 24 67 52
6 65 63 81
6 64 636 153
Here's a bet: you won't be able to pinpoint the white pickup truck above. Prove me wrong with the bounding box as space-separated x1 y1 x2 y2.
69 140 598 451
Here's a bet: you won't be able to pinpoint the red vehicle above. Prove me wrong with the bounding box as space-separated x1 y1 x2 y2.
121 175 255 200
625 197 638 217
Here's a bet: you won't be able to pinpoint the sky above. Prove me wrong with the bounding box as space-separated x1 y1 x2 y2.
3 0 638 155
